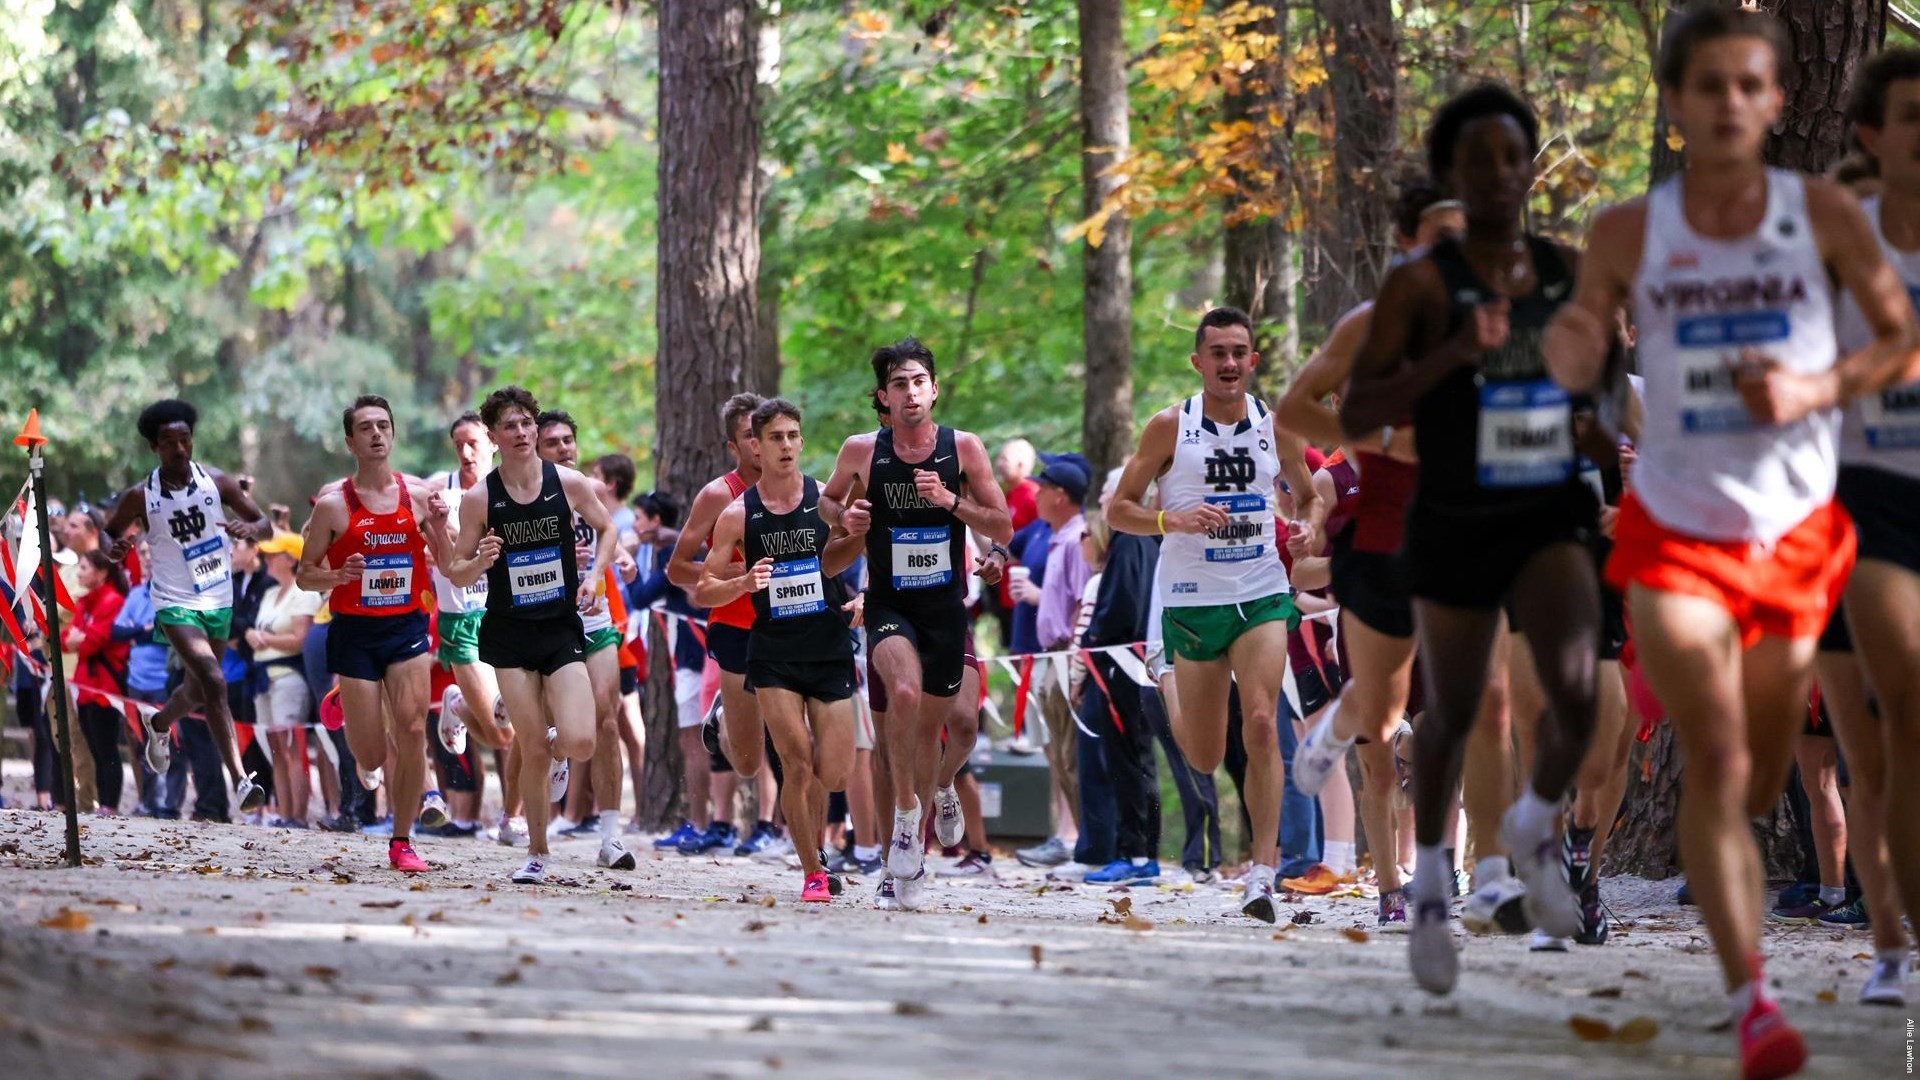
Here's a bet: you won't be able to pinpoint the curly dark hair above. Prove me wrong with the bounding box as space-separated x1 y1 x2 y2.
480 386 541 430
1426 83 1538 183
136 399 198 445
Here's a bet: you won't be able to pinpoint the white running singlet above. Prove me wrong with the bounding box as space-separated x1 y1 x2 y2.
1834 195 1920 480
1631 169 1840 543
144 462 232 611
430 471 490 614
1155 393 1291 608
572 509 613 635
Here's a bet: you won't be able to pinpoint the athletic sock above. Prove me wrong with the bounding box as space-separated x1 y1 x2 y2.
1509 787 1561 840
1130 856 1149 867
1476 855 1511 887
1324 841 1356 875
854 844 880 862
1877 948 1907 970
1818 885 1845 907
454 819 474 829
1413 844 1450 902
390 836 410 846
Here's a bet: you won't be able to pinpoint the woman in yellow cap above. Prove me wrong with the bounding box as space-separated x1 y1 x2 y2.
248 531 320 827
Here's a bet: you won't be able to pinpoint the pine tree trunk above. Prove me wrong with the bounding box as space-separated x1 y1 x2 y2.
645 0 762 830
1220 3 1300 392
1310 0 1398 324
1759 0 1885 174
1077 0 1134 488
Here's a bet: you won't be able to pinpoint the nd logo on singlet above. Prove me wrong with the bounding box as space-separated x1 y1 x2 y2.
1204 448 1256 492
168 506 206 544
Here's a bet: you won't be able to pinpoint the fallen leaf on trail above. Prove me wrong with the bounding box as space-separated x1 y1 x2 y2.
744 921 771 933
1814 989 1837 1003
610 882 633 892
1851 952 1872 961
237 1015 273 1033
748 1016 774 1032
191 865 221 875
1291 910 1314 926
39 909 90 931
777 980 797 995
518 954 538 965
1123 913 1154 932
426 911 449 923
893 1001 931 1016
1622 970 1646 979
153 957 178 971
1271 933 1291 942
977 914 988 924
1614 1017 1660 1044
1341 928 1370 943
1108 896 1133 916
1589 986 1623 999
760 895 776 908
765 1056 784 1069
1568 1015 1613 1041
304 966 340 980
409 883 429 892
1029 945 1043 968
362 900 403 909
494 969 522 986
216 962 267 979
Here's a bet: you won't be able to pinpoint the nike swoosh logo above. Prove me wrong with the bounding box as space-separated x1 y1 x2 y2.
802 505 817 514
544 493 560 502
934 455 953 464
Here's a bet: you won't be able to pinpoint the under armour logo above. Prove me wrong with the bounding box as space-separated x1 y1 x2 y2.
167 506 207 545
1203 448 1256 492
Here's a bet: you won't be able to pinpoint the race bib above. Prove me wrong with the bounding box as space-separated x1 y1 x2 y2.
890 526 953 589
461 577 490 605
1863 380 1920 451
358 553 415 609
769 557 827 619
507 546 566 607
1202 493 1268 563
184 536 230 595
1675 312 1787 435
1476 379 1573 488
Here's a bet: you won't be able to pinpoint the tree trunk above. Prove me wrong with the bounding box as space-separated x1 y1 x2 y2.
1310 0 1398 324
647 0 762 830
1077 0 1134 488
1220 2 1299 392
1759 0 1885 174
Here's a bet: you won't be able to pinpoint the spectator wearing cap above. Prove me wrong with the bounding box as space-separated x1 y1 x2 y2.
1021 455 1093 871
246 532 320 827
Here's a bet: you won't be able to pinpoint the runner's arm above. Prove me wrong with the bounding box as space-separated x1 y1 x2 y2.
817 434 872 528
562 467 619 612
295 495 353 592
1808 178 1920 405
666 480 732 590
211 470 273 541
690 502 756 608
102 487 146 561
948 432 1013 547
1339 261 1471 437
442 484 498 589
1110 410 1213 536
410 478 456 577
1546 201 1642 394
1277 303 1373 449
1275 425 1325 551
822 523 866 580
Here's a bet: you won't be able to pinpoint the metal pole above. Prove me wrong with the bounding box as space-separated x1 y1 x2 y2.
29 445 82 867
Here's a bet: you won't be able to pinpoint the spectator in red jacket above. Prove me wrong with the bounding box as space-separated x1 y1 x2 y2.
65 549 131 813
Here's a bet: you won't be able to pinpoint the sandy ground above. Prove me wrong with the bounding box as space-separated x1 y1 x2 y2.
0 803 1906 1080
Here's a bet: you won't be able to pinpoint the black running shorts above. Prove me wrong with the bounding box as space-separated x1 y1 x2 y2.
479 612 586 676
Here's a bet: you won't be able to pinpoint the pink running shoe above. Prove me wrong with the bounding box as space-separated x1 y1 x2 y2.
802 871 833 903
389 840 430 874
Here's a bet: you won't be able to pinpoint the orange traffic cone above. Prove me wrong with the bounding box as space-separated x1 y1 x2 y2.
13 409 45 449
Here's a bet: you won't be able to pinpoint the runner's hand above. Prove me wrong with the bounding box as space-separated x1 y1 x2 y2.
475 529 502 570
1167 504 1230 535
1735 350 1837 426
337 552 367 587
973 548 1006 586
106 535 134 563
426 488 452 520
614 549 639 584
842 592 865 629
747 557 774 593
1544 303 1609 389
913 470 954 510
843 499 873 537
1285 519 1315 560
576 575 602 614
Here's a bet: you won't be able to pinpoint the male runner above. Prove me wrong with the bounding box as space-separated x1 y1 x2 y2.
1280 182 1488 930
821 337 1012 911
695 399 865 900
1545 9 1920 1076
535 408 638 870
298 395 453 872
104 399 274 814
445 386 617 884
1808 47 1920 1007
424 412 513 840
668 392 776 856
1340 85 1603 993
1109 307 1323 923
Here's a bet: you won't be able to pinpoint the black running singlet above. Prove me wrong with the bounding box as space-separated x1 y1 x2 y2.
743 477 852 663
864 425 966 611
1413 234 1584 509
483 461 578 623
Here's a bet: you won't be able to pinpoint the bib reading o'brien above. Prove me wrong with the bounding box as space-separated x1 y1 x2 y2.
508 546 565 607
890 526 953 589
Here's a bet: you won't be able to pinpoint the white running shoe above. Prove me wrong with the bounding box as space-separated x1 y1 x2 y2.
750 834 797 865
1046 861 1099 882
1460 874 1531 935
546 728 571 803
547 816 580 840
438 685 468 755
1529 930 1571 952
597 836 637 870
357 764 384 791
494 814 526 847
419 791 451 830
895 867 928 911
1292 704 1354 797
886 801 924 879
143 721 172 774
1500 801 1582 940
873 875 899 911
235 772 267 814
1408 894 1459 995
932 784 964 848
1241 865 1278 924
512 855 548 884
1861 957 1907 1006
